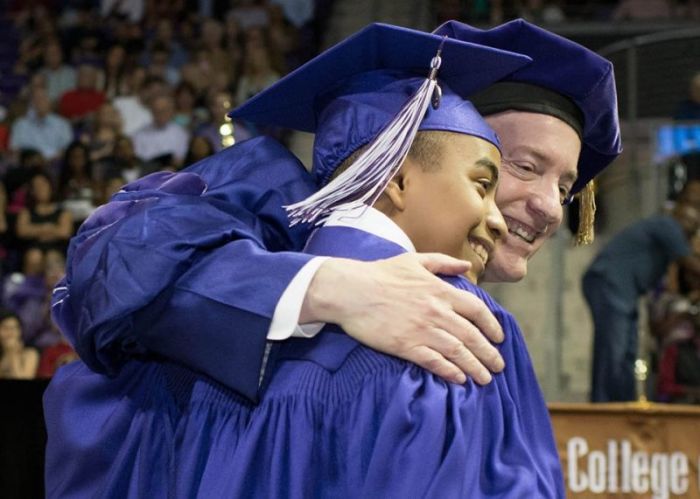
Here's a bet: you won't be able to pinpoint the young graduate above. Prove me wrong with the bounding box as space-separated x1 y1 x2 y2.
49 21 621 406
44 25 544 498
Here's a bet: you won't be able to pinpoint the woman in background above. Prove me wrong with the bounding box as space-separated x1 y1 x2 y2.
0 309 38 379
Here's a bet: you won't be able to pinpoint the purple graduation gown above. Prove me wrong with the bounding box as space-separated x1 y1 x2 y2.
51 136 317 401
44 222 564 498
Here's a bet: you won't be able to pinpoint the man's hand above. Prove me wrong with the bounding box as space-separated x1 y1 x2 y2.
299 253 505 385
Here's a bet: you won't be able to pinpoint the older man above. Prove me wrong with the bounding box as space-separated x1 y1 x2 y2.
50 20 620 404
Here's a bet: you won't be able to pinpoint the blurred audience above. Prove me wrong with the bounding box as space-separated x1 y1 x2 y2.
132 93 189 166
652 257 700 403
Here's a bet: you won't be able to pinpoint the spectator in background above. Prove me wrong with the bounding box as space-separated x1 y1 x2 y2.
195 89 252 153
2 149 46 216
173 81 201 130
101 44 130 99
18 249 67 350
13 35 43 80
100 172 127 205
201 19 235 85
58 64 107 123
39 39 76 103
653 256 700 402
584 183 700 402
58 142 97 225
184 135 215 166
98 135 144 185
658 325 700 403
245 25 285 76
112 70 155 136
15 172 73 255
674 71 700 121
9 87 73 161
70 28 105 67
3 247 46 341
180 46 218 97
147 18 188 69
0 309 38 379
147 42 181 87
82 101 124 163
132 93 189 166
235 37 281 104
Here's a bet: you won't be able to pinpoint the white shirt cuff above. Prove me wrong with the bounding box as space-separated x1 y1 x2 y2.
267 256 328 340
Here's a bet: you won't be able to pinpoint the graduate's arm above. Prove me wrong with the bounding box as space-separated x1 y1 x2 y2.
55 136 504 394
299 254 505 385
52 140 320 399
52 183 316 400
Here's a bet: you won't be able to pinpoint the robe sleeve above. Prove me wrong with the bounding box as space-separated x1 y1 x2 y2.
52 137 317 400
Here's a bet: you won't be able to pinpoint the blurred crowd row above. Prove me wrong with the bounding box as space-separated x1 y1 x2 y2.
0 0 322 380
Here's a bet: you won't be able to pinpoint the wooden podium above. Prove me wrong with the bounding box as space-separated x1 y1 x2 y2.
549 402 700 498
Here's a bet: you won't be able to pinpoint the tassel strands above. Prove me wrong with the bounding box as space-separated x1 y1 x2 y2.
285 44 446 227
575 180 596 245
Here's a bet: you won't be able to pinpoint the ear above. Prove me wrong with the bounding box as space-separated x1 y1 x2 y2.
384 163 411 212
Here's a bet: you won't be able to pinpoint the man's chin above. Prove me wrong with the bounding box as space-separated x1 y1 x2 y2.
482 253 528 283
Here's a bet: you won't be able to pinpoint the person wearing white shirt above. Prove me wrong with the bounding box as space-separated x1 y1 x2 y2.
131 94 190 166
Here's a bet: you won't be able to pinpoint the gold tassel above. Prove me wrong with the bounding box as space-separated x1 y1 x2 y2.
575 180 596 245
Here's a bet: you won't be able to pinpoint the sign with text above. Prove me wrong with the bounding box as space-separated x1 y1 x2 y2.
549 403 700 499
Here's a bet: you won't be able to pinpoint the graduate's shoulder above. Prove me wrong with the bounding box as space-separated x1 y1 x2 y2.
442 275 516 323
184 136 313 186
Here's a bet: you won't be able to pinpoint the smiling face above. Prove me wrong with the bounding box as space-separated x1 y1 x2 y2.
481 111 581 282
383 132 506 283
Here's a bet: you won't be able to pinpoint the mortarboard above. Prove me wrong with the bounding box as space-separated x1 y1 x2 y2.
230 23 531 224
434 19 622 197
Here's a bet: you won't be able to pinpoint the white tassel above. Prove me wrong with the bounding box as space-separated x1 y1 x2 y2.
285 47 444 227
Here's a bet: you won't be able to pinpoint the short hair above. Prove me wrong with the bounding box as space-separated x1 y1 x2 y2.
331 130 450 182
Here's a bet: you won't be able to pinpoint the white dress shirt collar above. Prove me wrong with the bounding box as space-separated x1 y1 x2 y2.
323 205 415 252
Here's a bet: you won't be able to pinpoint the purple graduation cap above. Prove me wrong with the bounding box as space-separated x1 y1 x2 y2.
435 19 622 197
230 23 531 225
